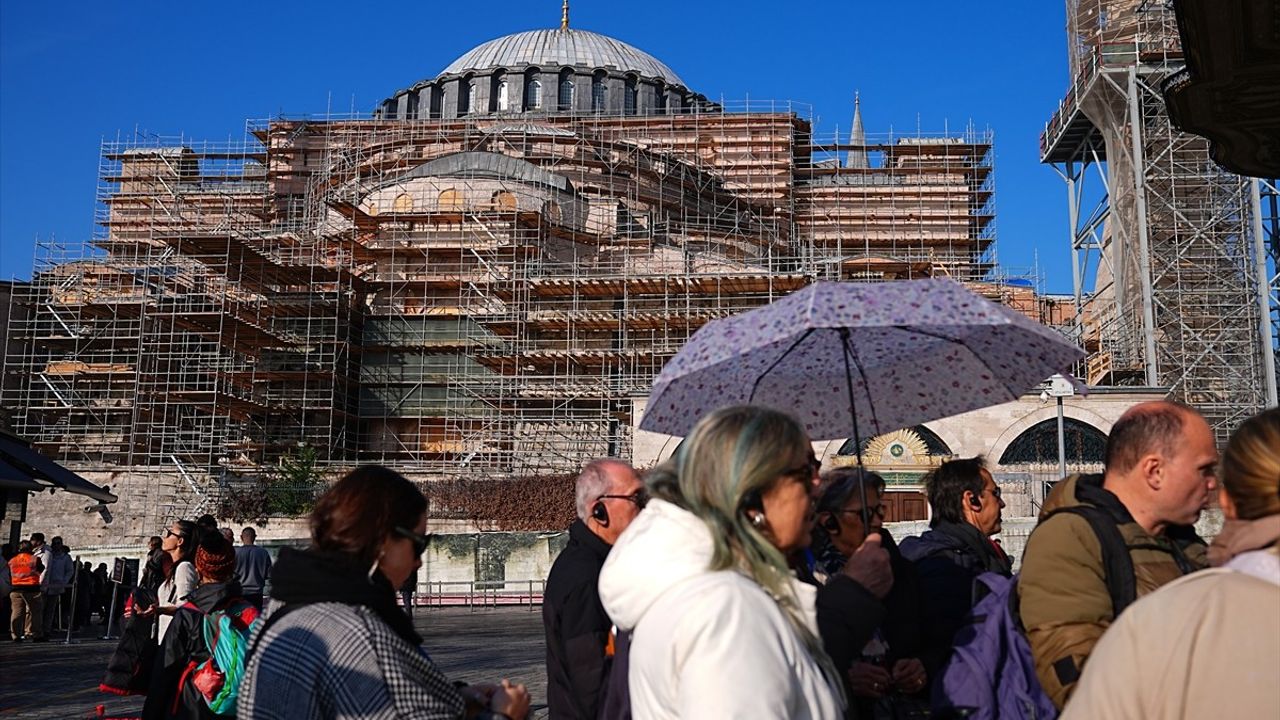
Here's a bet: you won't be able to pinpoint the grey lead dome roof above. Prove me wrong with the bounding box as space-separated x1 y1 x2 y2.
440 28 686 86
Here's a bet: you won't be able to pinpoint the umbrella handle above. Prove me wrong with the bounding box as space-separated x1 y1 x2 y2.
839 329 872 531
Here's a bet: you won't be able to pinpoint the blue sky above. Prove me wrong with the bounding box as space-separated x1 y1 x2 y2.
0 1 1075 292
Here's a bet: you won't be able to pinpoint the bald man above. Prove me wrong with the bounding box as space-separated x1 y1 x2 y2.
543 459 646 720
1018 401 1218 709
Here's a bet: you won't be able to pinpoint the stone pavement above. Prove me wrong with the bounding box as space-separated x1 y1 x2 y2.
0 606 549 719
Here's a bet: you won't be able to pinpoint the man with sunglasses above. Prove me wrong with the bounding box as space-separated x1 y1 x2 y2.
544 459 645 720
900 456 1012 667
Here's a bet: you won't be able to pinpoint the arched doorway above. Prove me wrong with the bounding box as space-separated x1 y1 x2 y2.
834 426 952 522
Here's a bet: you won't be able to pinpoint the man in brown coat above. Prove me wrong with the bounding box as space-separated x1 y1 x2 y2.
1018 401 1218 709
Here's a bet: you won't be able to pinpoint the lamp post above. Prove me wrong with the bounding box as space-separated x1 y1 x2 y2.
1044 374 1077 479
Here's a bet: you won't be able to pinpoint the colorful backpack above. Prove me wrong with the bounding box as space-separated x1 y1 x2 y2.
185 598 261 715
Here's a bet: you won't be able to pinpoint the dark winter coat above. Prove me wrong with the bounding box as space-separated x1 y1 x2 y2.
899 520 1013 665
543 519 614 720
143 580 245 720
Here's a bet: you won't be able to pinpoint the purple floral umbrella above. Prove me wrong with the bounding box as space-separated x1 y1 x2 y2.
642 277 1084 470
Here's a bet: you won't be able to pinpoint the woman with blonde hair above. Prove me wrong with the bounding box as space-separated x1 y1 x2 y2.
1063 407 1280 718
598 405 845 719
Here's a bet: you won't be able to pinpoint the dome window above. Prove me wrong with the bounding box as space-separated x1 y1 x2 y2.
591 71 607 113
462 79 477 116
493 72 509 112
624 76 638 116
558 70 575 111
526 78 543 110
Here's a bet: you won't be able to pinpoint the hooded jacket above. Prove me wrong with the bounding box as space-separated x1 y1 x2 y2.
143 580 248 720
1061 517 1280 719
1017 473 1207 709
899 520 1012 668
597 499 843 720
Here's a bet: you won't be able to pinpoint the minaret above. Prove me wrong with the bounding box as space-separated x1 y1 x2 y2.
847 92 869 169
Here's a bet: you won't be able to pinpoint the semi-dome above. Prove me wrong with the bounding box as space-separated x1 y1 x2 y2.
441 28 685 86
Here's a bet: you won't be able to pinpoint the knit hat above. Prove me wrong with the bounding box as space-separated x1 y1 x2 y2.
196 532 235 582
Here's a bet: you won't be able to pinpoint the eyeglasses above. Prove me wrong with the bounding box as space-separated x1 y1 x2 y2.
162 528 186 539
782 454 822 480
394 526 435 557
597 488 649 509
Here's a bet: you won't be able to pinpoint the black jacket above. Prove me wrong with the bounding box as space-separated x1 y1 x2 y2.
899 521 1013 664
543 520 614 720
143 581 247 720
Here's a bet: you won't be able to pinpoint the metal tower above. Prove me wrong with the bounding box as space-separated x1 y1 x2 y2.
1041 0 1277 441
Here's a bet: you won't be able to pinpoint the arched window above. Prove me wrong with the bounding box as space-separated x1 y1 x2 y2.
429 85 443 119
438 188 462 211
838 425 952 457
998 418 1107 465
393 193 414 213
526 78 543 110
405 93 419 119
591 71 607 112
492 191 517 212
461 78 477 115
655 84 667 114
543 200 562 223
624 75 638 115
493 72 509 112
558 70 575 111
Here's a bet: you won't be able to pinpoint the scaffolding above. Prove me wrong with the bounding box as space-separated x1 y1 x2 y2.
4 98 1032 528
1041 0 1277 440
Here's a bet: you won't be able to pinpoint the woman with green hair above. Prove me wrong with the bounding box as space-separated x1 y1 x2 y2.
598 405 846 718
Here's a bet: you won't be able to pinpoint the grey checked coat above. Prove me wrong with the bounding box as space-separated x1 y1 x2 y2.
238 601 466 720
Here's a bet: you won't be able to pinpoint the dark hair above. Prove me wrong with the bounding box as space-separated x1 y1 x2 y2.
165 519 199 580
310 465 427 567
1104 401 1194 473
925 456 987 528
195 514 218 530
30 533 45 543
17 540 33 554
815 467 886 513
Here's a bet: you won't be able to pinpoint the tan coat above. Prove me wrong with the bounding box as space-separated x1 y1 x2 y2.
1017 474 1207 708
1061 547 1280 720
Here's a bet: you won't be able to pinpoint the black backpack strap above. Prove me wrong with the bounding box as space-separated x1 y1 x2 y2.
1047 505 1138 615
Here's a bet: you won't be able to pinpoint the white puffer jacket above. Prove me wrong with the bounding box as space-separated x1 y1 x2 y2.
598 499 843 720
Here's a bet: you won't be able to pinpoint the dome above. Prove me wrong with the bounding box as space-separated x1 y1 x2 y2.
440 28 686 87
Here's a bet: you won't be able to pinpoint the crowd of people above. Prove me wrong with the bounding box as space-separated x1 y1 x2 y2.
540 401 1279 719
6 399 1276 719
3 532 116 641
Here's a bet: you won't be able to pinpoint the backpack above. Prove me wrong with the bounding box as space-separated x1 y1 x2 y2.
184 598 261 715
932 573 1057 719
931 505 1136 719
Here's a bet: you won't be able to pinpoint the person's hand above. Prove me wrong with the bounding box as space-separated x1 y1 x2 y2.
840 533 893 599
459 683 497 709
489 679 530 720
891 657 928 695
135 605 157 619
847 662 892 698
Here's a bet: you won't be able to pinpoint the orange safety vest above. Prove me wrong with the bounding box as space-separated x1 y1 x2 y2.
9 553 41 587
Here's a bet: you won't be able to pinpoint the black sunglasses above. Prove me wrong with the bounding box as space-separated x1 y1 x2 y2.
597 488 649 509
394 526 435 557
163 528 186 539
